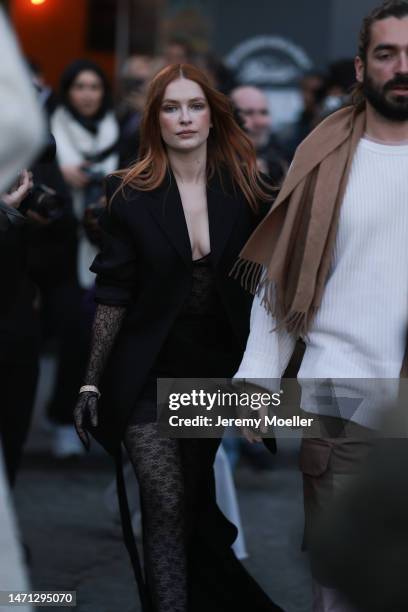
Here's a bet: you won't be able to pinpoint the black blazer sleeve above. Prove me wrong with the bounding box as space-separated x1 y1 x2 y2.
90 176 138 306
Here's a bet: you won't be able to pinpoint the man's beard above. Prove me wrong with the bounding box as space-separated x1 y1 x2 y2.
363 72 408 121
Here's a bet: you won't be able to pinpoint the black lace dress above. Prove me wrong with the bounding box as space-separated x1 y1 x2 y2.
121 253 281 612
128 252 239 424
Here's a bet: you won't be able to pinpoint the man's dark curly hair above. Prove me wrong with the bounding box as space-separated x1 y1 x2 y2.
358 0 408 61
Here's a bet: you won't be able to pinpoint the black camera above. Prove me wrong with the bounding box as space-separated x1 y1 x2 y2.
82 167 105 210
82 169 106 246
19 134 66 220
20 184 65 221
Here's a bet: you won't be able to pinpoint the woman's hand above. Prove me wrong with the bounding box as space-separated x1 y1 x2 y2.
73 304 127 450
61 164 90 189
73 391 99 451
1 169 33 208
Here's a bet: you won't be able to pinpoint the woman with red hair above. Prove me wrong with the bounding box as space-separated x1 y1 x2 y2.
74 64 281 612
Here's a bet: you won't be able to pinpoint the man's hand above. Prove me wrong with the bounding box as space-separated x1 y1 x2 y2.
242 403 269 443
235 380 270 444
1 169 33 209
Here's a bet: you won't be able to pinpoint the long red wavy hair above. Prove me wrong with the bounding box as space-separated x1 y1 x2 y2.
116 64 272 210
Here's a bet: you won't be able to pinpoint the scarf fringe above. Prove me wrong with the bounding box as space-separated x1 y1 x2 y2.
230 258 262 294
230 257 316 337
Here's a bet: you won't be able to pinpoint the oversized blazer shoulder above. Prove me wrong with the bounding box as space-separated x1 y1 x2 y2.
90 170 269 453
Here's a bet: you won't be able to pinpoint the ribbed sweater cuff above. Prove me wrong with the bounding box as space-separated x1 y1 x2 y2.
233 349 282 392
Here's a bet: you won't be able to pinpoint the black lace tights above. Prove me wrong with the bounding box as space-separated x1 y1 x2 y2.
123 423 188 612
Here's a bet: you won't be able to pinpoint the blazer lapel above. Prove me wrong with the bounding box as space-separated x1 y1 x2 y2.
207 172 239 268
147 172 192 269
147 169 239 269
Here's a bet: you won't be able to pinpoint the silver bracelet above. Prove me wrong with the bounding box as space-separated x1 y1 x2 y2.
79 385 101 398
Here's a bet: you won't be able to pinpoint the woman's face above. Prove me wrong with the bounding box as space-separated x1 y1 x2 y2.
159 78 212 153
68 70 105 117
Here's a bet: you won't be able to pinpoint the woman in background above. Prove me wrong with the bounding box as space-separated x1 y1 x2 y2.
51 59 119 288
48 60 119 457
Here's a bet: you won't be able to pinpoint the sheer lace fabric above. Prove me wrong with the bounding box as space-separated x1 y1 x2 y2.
84 304 126 386
123 423 187 612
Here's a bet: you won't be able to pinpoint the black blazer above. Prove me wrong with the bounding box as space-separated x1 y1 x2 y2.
90 170 267 454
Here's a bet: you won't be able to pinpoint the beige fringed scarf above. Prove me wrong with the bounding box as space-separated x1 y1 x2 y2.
232 104 367 336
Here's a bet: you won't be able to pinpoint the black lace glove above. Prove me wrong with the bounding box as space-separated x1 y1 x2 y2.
74 303 126 450
73 391 99 451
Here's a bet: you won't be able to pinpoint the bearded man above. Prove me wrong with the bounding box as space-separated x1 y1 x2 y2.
234 2 408 611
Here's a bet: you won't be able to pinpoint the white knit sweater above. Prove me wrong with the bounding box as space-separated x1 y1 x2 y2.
235 137 408 426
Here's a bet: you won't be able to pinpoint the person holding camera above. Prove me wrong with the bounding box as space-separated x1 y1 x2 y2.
48 60 119 455
51 59 119 289
0 157 74 482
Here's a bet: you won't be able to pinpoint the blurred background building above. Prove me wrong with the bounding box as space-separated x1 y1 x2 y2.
6 0 384 130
